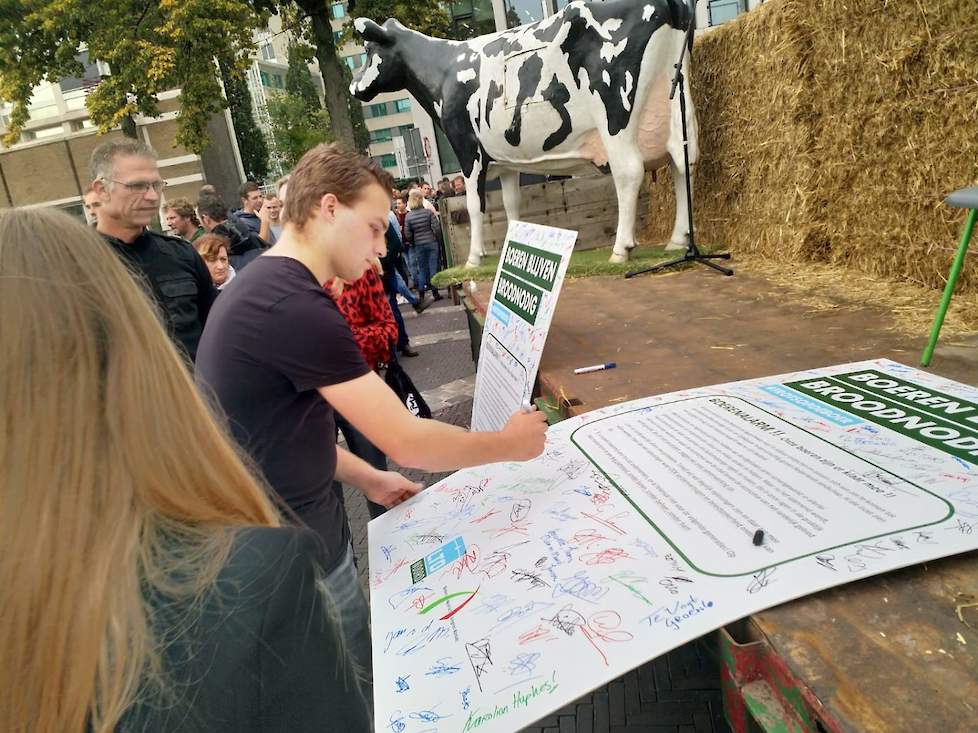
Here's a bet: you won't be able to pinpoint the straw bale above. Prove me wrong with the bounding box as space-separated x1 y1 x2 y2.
642 0 978 325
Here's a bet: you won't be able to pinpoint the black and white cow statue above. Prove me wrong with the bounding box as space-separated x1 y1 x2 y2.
351 0 697 266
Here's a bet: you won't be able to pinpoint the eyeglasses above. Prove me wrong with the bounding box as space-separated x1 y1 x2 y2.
104 178 167 194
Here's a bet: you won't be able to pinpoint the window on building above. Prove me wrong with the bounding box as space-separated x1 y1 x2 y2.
344 53 367 71
504 0 545 28
272 73 284 89
333 30 344 45
370 128 393 143
447 0 496 40
58 51 101 94
379 154 397 169
260 70 270 87
32 125 65 140
368 102 388 118
28 84 59 121
331 2 345 19
393 98 411 113
399 124 415 137
259 41 276 61
708 0 745 24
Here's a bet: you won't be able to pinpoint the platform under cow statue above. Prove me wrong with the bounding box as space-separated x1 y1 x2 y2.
351 0 699 266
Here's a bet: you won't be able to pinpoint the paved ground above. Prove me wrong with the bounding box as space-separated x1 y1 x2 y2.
341 296 732 733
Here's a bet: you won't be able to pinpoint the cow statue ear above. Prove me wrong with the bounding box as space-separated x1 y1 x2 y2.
354 17 392 45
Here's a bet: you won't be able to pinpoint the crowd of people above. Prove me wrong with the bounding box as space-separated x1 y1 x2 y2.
1 141 546 733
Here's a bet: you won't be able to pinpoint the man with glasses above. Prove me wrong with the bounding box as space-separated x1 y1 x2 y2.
90 139 216 362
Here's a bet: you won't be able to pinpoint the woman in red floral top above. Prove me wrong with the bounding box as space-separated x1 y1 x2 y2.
326 261 402 519
329 262 399 370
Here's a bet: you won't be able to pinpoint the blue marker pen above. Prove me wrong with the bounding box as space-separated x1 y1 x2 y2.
574 362 617 375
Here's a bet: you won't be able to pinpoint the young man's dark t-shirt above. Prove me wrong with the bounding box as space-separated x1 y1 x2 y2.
195 256 371 572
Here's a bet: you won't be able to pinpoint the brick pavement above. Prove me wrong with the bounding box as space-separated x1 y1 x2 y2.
343 299 731 733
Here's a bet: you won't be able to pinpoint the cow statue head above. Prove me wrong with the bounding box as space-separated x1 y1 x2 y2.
349 19 408 101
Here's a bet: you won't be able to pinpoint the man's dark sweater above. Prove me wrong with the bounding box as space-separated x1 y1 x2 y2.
101 228 216 361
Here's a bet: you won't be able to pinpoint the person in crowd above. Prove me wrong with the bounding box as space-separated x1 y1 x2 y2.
393 195 408 231
236 181 264 235
0 207 371 733
164 197 206 242
90 139 215 363
452 175 466 196
403 188 444 301
409 180 439 216
82 184 101 225
328 261 400 518
195 232 236 290
435 177 453 202
276 174 290 208
194 144 548 694
197 191 266 271
261 194 284 244
383 210 426 326
393 195 421 292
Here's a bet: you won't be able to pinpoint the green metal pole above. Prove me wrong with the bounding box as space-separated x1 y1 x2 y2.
921 208 977 366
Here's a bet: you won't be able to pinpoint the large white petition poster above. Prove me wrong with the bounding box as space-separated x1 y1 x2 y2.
369 361 978 733
470 221 576 433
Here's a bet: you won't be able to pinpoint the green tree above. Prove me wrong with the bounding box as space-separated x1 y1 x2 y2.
219 60 270 182
285 41 322 111
289 0 450 154
267 91 332 169
0 0 272 152
337 0 452 45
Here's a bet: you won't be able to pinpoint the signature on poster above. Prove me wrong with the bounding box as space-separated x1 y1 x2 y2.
465 638 493 692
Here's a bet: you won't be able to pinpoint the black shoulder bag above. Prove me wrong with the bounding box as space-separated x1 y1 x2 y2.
382 343 432 419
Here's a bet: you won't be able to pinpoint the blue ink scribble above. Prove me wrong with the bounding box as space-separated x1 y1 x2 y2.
395 675 411 693
552 570 609 604
507 652 541 676
426 657 462 676
388 711 406 732
381 545 395 564
410 709 450 723
388 585 432 610
461 687 471 710
643 595 715 631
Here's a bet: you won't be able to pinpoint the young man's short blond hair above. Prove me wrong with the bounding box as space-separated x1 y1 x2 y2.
283 144 393 231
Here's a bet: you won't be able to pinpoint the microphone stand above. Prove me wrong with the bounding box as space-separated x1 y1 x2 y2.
626 0 732 279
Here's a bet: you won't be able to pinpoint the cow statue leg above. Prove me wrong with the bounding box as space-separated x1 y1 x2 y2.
665 158 692 251
464 170 485 268
665 77 696 252
499 169 521 225
605 140 646 264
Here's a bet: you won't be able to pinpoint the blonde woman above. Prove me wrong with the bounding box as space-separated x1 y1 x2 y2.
402 188 443 301
0 208 370 733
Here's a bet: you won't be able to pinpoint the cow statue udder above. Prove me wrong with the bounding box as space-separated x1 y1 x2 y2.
351 0 697 266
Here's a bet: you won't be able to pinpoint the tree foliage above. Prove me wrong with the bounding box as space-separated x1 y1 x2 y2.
285 40 321 111
0 0 273 152
267 90 332 170
219 60 270 182
340 0 452 43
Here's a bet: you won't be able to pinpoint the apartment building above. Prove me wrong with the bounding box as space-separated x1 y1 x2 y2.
0 53 244 219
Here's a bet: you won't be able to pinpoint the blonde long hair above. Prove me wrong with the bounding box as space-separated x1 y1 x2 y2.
0 208 282 733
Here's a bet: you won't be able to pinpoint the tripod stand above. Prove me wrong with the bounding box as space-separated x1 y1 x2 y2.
626 0 732 279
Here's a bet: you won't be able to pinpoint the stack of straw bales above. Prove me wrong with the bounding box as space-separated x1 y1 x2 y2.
643 0 978 294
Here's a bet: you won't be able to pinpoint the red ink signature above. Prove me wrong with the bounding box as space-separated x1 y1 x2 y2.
469 508 500 524
518 624 558 645
581 547 631 566
571 529 609 549
581 510 628 536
